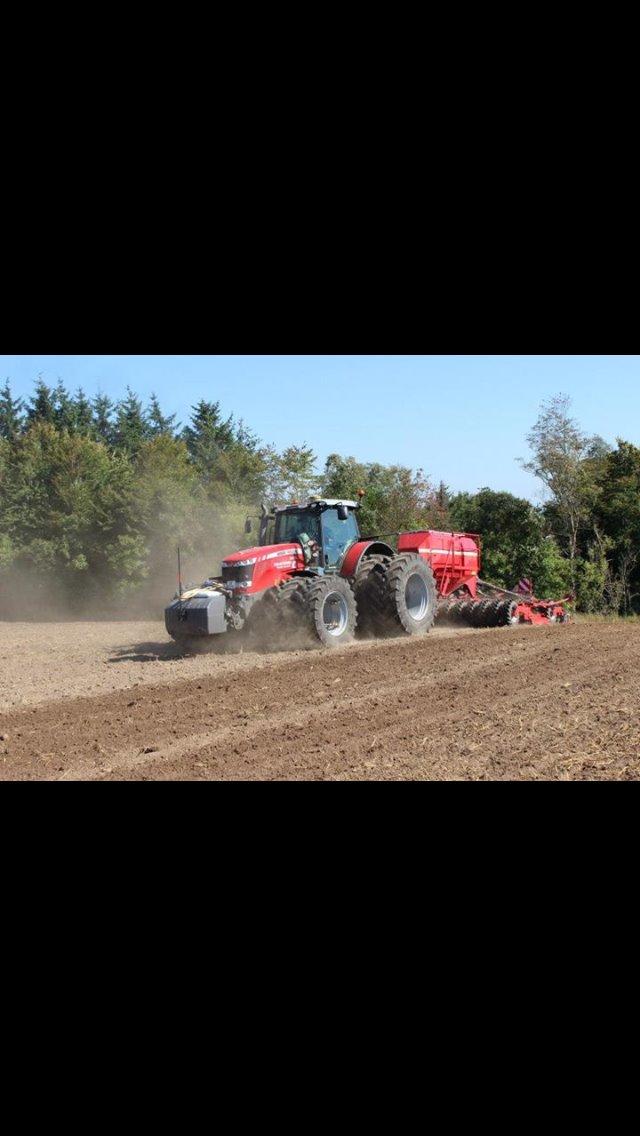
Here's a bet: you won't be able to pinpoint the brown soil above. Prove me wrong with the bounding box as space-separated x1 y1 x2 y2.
1 620 638 781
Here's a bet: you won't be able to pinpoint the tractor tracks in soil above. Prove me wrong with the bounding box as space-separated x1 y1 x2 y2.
1 621 640 780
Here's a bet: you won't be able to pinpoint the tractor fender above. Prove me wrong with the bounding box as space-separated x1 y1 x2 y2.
340 541 396 580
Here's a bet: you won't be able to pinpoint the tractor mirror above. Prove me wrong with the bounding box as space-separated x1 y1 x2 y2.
244 519 253 535
337 505 349 521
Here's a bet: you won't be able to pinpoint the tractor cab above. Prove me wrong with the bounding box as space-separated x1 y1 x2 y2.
261 500 361 570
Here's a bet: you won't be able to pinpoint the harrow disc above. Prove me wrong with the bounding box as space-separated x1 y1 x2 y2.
494 599 519 626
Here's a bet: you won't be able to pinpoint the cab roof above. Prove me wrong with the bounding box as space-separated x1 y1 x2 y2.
275 499 359 513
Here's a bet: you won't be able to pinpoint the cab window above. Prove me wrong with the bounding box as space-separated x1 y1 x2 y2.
275 511 321 546
321 509 359 566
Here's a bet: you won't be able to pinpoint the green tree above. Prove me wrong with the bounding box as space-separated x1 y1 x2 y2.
594 441 640 612
576 551 609 614
323 454 441 537
433 481 452 528
27 379 56 425
148 393 178 438
0 437 13 567
52 381 75 431
274 444 318 505
114 388 149 453
183 400 235 483
0 381 24 440
214 441 269 505
450 488 570 597
324 454 386 533
0 421 140 601
523 395 601 591
0 531 14 570
72 388 94 435
92 393 115 445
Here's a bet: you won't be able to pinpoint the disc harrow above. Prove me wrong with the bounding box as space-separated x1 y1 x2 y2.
439 596 519 628
438 591 567 628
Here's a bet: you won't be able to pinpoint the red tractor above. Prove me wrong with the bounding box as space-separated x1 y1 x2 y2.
165 498 569 651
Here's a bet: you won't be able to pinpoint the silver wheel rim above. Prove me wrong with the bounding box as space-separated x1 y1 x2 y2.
405 573 429 622
323 592 349 637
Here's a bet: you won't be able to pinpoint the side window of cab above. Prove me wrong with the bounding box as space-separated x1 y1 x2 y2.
322 509 359 566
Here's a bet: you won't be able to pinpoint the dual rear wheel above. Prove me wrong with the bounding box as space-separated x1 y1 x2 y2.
355 553 437 639
291 555 437 647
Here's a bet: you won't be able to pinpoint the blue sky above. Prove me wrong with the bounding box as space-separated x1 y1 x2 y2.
1 354 637 500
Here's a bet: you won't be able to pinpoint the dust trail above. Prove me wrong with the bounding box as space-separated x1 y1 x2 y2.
0 507 249 622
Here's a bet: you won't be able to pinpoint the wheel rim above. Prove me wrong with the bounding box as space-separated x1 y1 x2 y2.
405 573 429 622
322 592 349 637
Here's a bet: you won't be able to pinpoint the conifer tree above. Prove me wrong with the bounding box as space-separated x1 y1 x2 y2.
114 388 149 453
73 388 94 435
183 400 235 474
52 381 75 431
0 381 24 440
148 393 178 437
92 393 115 445
27 379 55 425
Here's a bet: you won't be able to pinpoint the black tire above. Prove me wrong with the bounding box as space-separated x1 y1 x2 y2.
277 579 311 624
306 576 357 647
247 588 282 643
385 554 437 637
248 581 312 650
354 554 391 637
272 579 312 645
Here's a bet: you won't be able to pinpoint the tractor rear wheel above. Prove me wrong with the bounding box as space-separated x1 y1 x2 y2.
354 554 391 636
307 576 357 647
384 554 437 637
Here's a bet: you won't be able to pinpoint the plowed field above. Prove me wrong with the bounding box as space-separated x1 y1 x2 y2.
1 620 638 780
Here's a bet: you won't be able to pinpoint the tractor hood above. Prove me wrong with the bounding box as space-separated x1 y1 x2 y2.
222 543 301 567
221 543 306 594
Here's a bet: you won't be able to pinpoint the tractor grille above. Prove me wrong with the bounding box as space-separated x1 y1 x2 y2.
222 563 255 589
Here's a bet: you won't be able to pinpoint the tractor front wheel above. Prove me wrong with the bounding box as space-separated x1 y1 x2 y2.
307 576 357 648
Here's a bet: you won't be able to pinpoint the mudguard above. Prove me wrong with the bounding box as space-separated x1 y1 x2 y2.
340 541 396 580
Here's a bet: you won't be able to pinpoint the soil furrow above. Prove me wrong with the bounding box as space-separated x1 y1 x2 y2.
2 620 637 781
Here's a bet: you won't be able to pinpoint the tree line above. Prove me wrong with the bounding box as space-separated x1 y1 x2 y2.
0 381 638 616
